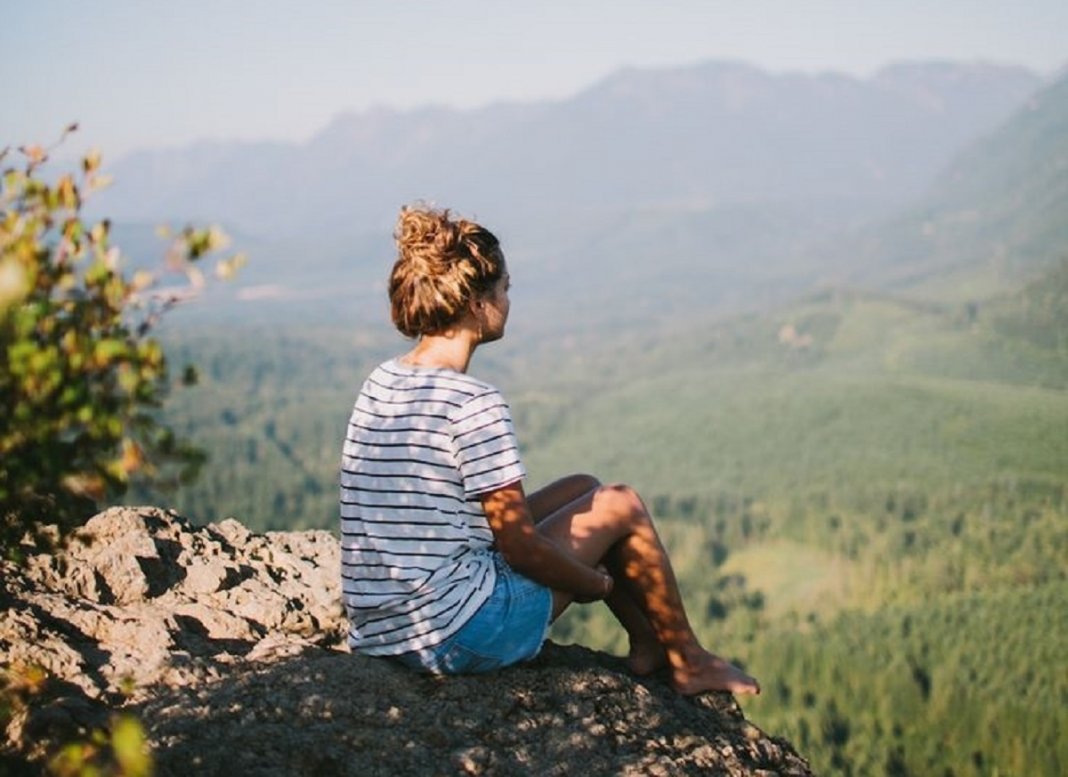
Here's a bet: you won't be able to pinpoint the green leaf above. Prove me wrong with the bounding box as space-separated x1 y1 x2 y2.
0 256 30 309
93 338 127 364
111 715 153 777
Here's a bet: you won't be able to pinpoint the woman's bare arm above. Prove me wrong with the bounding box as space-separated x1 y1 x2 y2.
481 481 611 600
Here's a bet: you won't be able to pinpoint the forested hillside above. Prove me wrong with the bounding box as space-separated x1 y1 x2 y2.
120 67 1068 776
834 70 1068 299
134 254 1068 774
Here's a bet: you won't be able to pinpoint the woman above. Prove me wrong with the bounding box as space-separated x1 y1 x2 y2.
340 205 759 695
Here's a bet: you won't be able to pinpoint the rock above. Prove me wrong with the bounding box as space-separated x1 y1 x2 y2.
182 559 230 595
128 644 812 777
1 506 813 775
2 507 344 708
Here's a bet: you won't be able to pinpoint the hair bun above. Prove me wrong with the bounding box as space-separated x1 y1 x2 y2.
388 204 503 338
396 206 463 268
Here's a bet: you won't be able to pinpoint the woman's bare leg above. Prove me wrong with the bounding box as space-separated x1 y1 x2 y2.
526 474 602 522
530 480 760 696
527 476 665 674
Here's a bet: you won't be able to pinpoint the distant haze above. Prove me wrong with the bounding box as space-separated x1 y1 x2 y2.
95 61 1040 238
91 60 1066 336
2 1 1066 157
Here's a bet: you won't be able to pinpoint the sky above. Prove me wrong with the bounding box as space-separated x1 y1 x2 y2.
3 0 1067 160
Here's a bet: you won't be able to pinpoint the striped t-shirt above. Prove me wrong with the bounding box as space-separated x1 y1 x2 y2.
339 359 526 655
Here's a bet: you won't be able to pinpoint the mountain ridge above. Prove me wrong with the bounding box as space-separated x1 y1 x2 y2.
827 70 1068 296
93 60 1041 239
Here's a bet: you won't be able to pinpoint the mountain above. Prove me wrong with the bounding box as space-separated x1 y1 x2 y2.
95 61 1040 239
829 71 1068 298
88 61 1045 332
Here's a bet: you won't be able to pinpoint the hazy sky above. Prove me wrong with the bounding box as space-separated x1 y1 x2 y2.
3 0 1066 159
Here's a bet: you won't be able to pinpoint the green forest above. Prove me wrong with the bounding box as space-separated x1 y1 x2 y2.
115 74 1068 776
129 254 1068 777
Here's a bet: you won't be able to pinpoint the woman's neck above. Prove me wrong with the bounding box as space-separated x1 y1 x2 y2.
399 330 478 373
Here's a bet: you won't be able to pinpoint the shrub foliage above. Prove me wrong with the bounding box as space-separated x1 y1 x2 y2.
0 128 243 559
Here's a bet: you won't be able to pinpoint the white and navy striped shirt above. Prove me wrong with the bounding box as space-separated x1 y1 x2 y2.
340 359 526 655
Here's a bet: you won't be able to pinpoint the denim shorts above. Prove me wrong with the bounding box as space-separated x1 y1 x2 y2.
393 554 553 675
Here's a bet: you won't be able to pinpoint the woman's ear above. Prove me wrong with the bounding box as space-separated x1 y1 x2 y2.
472 301 485 342
465 298 485 332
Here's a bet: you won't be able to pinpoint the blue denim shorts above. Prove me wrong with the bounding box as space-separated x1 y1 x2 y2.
393 554 553 675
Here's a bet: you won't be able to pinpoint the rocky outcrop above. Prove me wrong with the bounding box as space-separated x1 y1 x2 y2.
1 507 812 775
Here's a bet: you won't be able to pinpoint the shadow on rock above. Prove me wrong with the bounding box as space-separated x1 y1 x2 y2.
133 642 811 777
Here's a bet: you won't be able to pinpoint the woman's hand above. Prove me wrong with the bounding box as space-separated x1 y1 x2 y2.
574 564 614 603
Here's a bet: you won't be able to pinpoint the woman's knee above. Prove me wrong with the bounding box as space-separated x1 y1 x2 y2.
568 473 602 494
594 483 648 527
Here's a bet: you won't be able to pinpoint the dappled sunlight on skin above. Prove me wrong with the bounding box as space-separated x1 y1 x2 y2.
483 475 760 696
482 485 543 551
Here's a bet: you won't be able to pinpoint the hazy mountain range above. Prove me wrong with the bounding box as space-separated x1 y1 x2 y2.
99 61 1040 238
821 72 1068 297
94 59 1068 331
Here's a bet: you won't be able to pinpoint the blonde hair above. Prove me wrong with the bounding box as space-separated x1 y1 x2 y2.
388 205 504 338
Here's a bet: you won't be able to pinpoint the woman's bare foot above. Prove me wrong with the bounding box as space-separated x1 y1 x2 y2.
670 649 760 696
626 638 668 676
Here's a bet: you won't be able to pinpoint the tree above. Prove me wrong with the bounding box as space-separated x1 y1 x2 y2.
0 126 244 560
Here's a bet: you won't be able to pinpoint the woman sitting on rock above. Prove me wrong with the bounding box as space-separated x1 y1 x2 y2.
339 205 759 696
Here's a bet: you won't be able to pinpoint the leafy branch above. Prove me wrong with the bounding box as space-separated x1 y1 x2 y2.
1 126 244 561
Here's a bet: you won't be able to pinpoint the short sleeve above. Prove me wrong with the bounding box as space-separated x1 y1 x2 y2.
450 389 526 498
